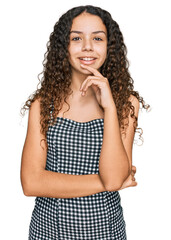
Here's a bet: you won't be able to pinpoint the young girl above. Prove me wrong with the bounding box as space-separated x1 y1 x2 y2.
20 5 150 240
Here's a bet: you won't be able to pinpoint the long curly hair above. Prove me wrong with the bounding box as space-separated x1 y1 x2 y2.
20 5 150 146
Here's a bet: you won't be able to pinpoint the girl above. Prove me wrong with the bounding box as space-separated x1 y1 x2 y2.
20 5 150 240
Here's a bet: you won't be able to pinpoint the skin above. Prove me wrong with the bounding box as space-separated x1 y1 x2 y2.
20 12 138 199
68 12 107 96
68 12 138 189
78 64 138 190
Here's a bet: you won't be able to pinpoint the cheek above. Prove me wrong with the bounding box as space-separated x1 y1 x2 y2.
103 49 107 60
103 44 107 56
68 46 77 64
97 45 107 57
68 43 81 55
99 48 107 63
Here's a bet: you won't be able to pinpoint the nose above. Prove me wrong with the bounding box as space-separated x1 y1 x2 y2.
82 38 93 51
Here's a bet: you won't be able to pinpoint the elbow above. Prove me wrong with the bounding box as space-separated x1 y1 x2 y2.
21 178 33 196
104 181 123 192
21 172 39 197
102 170 130 192
22 187 31 197
21 167 44 196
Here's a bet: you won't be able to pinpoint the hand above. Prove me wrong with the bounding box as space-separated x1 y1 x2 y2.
119 165 137 190
79 64 115 110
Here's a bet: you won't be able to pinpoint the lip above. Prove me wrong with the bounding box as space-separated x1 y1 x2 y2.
79 56 97 58
78 57 97 65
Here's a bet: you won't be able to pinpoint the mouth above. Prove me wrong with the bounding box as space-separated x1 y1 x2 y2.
78 57 97 65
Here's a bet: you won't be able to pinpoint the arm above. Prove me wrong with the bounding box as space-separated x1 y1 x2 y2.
99 95 140 191
119 165 137 190
20 99 106 199
120 95 140 169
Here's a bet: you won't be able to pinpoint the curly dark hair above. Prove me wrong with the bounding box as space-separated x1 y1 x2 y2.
20 5 150 146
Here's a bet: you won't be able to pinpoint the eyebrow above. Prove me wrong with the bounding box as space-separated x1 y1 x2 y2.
70 30 106 35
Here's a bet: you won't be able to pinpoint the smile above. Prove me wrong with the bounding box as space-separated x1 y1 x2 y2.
79 57 97 65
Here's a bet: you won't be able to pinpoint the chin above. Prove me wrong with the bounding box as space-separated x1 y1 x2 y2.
80 69 92 75
81 68 95 75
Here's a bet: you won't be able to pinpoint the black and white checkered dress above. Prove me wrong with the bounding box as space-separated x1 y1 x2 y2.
29 117 127 239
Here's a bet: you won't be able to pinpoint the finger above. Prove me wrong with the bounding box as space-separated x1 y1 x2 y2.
83 79 102 92
131 170 136 177
132 165 136 170
132 165 136 173
132 181 138 187
132 176 136 181
131 169 135 176
80 64 102 77
81 79 102 96
80 76 101 91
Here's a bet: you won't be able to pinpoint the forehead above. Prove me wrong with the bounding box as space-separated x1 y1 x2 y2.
71 12 107 33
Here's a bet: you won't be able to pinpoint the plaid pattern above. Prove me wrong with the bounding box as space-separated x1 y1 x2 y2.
29 117 127 239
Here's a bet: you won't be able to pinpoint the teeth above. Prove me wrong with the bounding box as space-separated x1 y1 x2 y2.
80 58 95 61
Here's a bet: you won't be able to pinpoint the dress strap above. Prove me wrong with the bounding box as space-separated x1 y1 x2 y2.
49 101 54 123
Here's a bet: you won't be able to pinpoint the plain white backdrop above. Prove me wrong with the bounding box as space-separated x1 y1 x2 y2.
0 0 171 239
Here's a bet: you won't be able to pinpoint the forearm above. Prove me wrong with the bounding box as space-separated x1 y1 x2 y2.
99 105 131 191
22 170 106 198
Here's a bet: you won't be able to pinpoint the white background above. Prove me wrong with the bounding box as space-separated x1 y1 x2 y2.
0 0 171 239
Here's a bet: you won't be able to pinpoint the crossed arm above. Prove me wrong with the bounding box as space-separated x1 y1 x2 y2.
20 96 139 199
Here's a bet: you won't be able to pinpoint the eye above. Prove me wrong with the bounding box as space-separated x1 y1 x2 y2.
94 37 103 41
72 37 81 41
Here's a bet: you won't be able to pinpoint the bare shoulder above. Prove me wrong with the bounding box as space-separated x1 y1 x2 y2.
28 98 41 127
29 98 41 117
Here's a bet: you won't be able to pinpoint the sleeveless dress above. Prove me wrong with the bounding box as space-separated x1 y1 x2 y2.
29 116 127 239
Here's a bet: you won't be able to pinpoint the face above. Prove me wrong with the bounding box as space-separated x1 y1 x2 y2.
68 12 107 76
